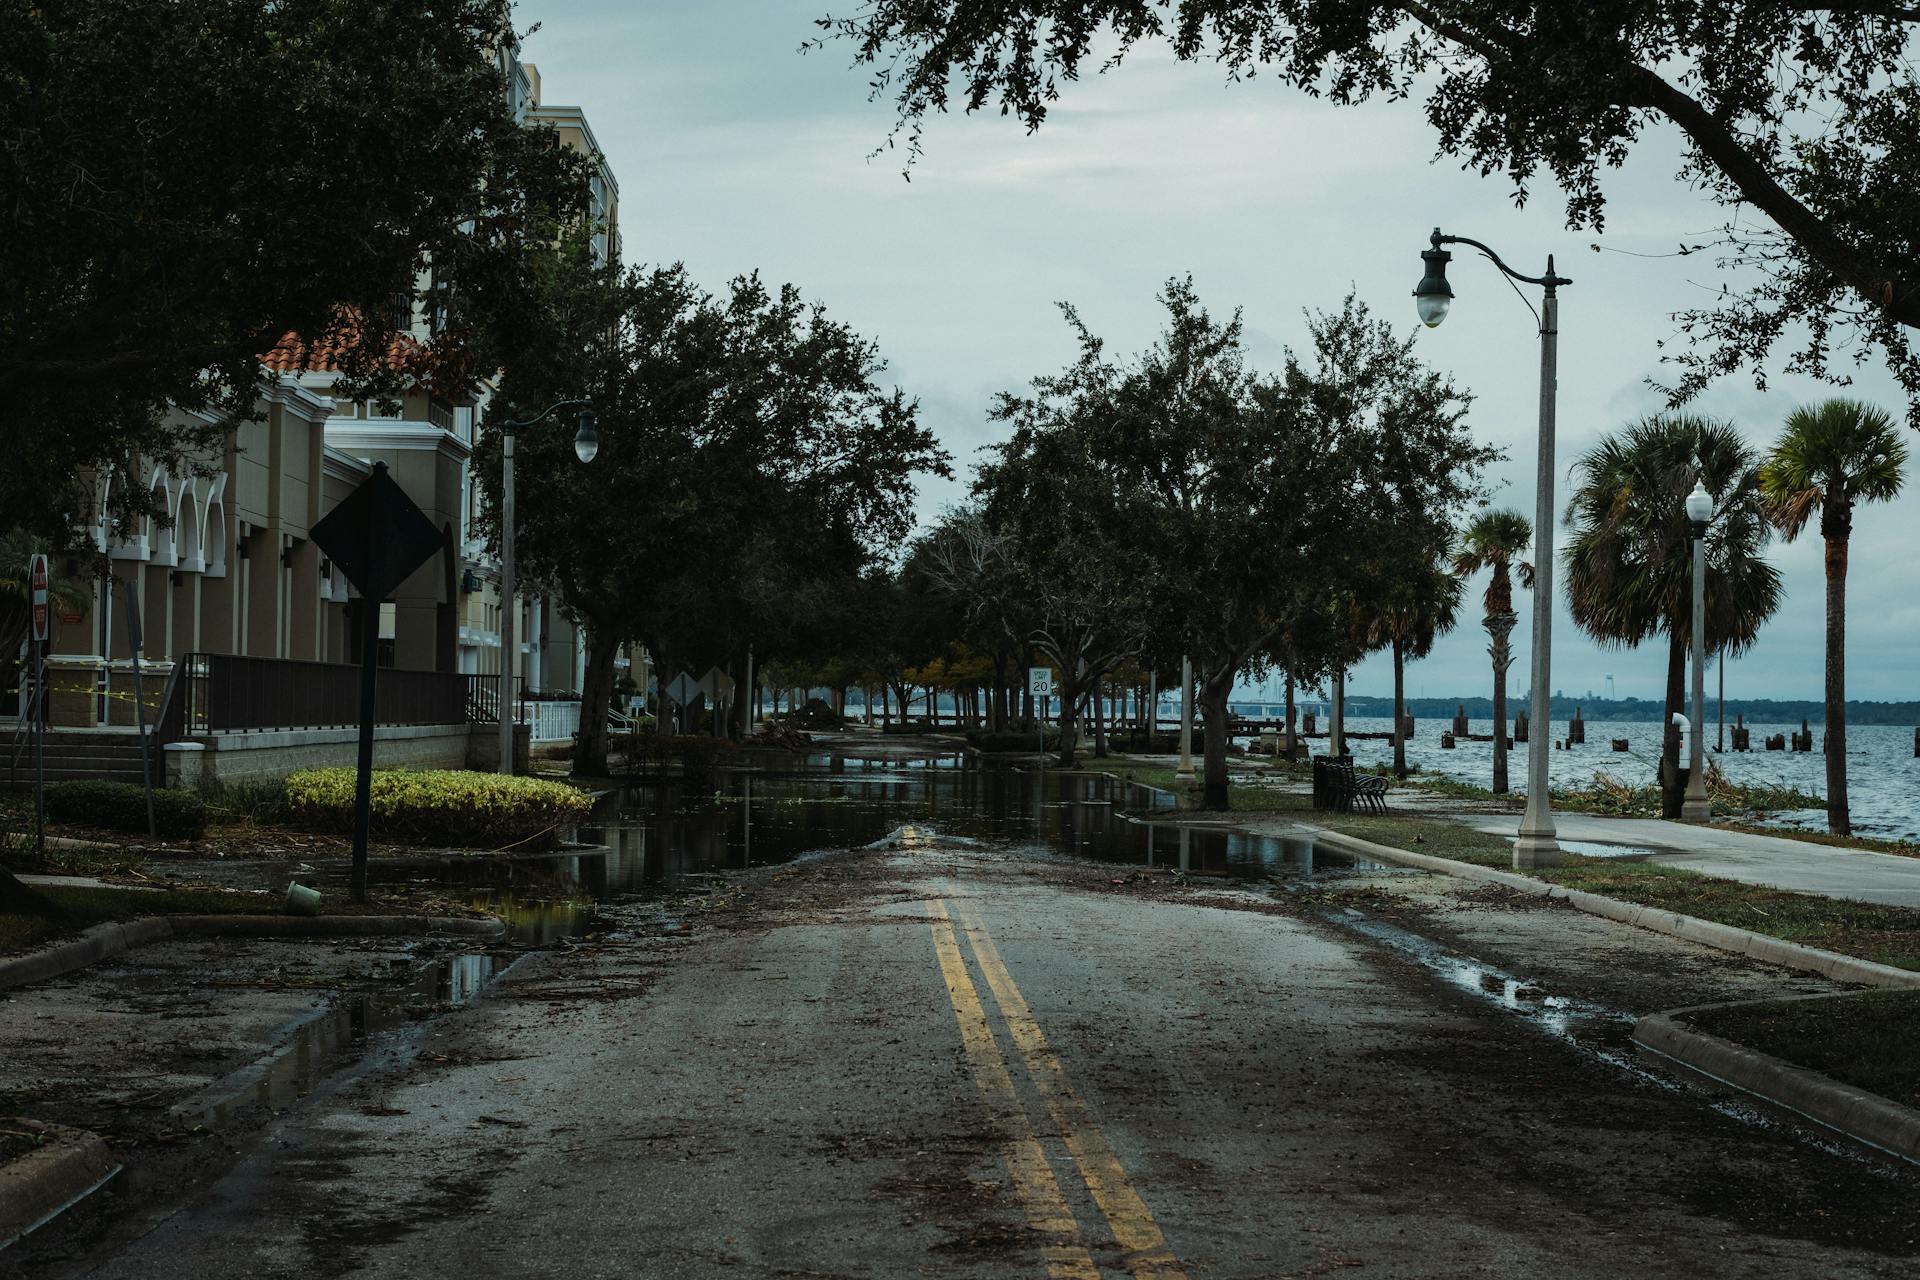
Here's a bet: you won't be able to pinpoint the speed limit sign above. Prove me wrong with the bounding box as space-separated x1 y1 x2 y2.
1027 666 1053 698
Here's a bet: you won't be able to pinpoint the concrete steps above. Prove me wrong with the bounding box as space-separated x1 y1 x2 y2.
5 733 157 788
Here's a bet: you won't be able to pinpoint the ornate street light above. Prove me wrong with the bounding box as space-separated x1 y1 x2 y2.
1415 228 1571 869
1681 480 1715 822
497 397 595 775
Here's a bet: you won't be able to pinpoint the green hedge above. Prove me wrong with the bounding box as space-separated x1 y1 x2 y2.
285 769 593 850
1106 733 1180 753
965 729 1063 753
43 781 207 840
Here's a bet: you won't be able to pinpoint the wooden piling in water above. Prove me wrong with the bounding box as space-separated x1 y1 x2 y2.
1452 704 1469 737
1513 711 1529 744
1568 706 1585 745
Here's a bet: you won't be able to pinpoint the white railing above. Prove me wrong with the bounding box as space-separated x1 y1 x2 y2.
522 699 581 743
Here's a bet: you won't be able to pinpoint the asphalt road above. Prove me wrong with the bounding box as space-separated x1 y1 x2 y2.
44 837 1920 1279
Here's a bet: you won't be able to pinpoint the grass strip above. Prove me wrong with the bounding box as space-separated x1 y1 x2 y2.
1109 763 1315 812
1302 811 1920 973
1680 991 1920 1111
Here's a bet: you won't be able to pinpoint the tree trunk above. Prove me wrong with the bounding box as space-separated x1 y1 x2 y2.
1487 612 1514 795
572 626 620 776
1825 531 1851 835
1392 634 1408 780
1331 669 1346 757
1055 669 1080 768
1200 669 1233 810
1019 644 1035 725
1660 624 1687 819
1092 675 1109 758
1283 672 1297 760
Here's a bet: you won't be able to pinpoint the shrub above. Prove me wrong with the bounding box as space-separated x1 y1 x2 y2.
966 729 1063 753
1106 732 1179 753
43 781 207 840
284 769 593 850
622 732 728 788
196 779 291 825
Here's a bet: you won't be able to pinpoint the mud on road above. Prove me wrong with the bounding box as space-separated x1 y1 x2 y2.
9 837 1920 1278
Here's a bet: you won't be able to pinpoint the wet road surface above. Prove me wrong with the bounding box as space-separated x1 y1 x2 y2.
40 836 1920 1278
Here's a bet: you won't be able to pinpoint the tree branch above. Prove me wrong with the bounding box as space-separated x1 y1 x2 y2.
1624 64 1920 328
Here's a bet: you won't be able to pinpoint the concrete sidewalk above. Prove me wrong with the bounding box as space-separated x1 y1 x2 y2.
1454 810 1920 907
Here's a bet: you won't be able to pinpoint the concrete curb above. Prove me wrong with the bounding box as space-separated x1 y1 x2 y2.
1303 826 1920 990
0 1120 120 1250
1634 1003 1920 1165
0 914 505 993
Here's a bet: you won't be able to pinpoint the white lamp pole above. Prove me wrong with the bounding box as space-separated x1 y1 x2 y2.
495 399 597 775
1416 228 1570 868
1682 480 1714 821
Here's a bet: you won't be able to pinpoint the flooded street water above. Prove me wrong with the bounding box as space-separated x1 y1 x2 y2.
341 751 1388 940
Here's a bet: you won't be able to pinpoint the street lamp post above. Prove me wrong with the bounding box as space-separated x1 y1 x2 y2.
1415 227 1570 869
1682 480 1714 822
497 399 598 775
1176 654 1194 779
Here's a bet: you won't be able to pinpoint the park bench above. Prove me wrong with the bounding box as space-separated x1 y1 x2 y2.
1312 754 1388 814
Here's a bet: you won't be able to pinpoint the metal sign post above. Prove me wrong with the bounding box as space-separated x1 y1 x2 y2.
29 554 48 852
121 580 157 839
1028 666 1053 762
311 463 445 902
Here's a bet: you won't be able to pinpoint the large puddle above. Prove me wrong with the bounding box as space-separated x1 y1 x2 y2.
187 952 509 1126
336 754 1385 938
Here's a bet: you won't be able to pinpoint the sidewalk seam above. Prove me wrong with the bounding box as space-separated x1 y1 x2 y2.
1302 826 1920 989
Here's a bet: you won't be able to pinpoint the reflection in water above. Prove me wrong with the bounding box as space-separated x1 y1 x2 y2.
190 953 506 1126
346 757 1383 927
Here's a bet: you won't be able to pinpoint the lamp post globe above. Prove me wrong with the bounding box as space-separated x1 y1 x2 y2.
574 407 600 464
1413 233 1454 328
1685 479 1713 529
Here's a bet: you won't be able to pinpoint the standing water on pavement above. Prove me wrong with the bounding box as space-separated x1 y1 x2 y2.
351 750 1377 930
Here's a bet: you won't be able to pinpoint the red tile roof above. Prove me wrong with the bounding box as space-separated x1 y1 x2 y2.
261 320 431 377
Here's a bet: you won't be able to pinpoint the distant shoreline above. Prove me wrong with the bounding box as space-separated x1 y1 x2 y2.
1236 697 1920 726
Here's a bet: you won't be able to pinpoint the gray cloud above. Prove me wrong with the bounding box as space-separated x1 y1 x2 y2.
519 0 1919 703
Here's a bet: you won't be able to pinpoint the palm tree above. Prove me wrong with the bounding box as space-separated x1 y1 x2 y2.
1759 400 1907 836
1369 546 1464 779
1564 415 1782 817
1451 510 1533 793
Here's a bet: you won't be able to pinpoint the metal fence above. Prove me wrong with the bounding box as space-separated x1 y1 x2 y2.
524 699 581 743
163 652 480 735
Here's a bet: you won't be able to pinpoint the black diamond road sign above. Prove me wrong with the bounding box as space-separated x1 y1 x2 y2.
311 463 444 603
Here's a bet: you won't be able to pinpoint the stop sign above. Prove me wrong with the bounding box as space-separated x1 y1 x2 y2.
28 554 48 643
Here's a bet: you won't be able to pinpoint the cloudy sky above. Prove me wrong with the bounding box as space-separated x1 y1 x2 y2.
518 1 1920 704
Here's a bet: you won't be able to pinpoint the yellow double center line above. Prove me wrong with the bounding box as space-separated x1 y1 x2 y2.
927 897 1187 1279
